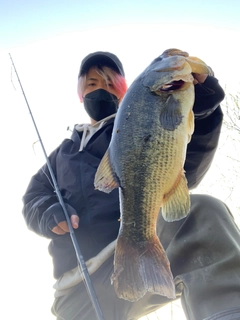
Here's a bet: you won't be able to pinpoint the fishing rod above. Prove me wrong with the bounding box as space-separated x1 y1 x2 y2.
9 53 105 320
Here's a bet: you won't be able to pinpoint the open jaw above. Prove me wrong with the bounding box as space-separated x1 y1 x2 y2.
159 80 186 92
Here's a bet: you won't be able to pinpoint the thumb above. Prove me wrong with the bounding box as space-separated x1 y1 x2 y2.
71 214 79 229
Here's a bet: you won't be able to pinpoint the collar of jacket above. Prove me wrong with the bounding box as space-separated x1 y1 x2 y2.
70 114 116 148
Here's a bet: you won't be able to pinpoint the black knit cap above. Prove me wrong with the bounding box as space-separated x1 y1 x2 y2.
78 51 125 78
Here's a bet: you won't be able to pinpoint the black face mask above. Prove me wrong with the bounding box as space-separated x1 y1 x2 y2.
83 89 119 122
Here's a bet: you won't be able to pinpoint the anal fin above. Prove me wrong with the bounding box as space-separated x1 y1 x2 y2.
162 171 190 222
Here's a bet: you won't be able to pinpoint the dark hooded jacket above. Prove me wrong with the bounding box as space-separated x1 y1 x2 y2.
22 76 225 279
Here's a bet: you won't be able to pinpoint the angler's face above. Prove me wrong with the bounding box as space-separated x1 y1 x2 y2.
83 67 119 98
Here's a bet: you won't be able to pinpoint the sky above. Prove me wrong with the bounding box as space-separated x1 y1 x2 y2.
1 0 239 49
0 1 240 319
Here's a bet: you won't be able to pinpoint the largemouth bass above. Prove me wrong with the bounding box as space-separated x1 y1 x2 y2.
94 48 211 301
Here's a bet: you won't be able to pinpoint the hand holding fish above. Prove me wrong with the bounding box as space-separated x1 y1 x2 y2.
192 67 214 84
193 73 208 84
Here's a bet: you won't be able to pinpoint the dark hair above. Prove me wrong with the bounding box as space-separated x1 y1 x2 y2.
77 65 127 102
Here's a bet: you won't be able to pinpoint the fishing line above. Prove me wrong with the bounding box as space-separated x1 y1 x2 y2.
8 53 105 320
10 64 17 91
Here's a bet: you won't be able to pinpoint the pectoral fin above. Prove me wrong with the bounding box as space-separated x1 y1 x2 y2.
160 95 183 131
162 171 190 222
94 149 119 193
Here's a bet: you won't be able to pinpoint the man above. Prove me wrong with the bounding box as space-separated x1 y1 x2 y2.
22 51 240 320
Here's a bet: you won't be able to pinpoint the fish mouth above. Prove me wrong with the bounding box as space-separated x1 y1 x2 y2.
159 80 185 92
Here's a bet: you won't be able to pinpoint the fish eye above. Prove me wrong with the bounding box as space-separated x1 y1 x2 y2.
159 80 185 92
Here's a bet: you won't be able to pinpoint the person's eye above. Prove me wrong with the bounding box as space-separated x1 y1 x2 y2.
88 83 95 87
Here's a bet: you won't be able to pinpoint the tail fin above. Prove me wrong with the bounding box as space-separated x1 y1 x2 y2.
111 235 176 302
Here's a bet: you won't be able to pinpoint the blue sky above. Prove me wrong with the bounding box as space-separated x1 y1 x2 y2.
1 1 240 319
1 0 240 92
1 0 240 49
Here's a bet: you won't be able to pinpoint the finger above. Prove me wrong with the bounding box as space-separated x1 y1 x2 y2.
52 224 67 235
58 220 71 232
192 73 208 84
71 215 79 229
51 221 69 234
51 215 79 235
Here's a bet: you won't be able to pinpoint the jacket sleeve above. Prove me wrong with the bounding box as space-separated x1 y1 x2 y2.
22 146 62 239
185 76 225 189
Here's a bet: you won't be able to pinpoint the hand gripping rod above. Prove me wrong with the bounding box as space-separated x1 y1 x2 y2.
9 53 105 320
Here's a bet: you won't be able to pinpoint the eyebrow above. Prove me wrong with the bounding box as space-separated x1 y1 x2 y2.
86 77 98 81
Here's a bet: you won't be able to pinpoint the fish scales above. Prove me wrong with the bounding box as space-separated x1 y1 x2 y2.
116 120 185 240
94 48 211 301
